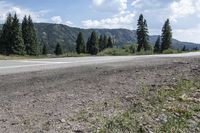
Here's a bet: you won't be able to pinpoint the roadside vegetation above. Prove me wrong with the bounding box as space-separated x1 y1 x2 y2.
94 79 200 133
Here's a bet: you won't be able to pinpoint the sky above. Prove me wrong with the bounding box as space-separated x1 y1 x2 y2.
0 0 200 43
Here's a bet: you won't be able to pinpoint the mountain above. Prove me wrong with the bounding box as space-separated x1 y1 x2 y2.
1 23 200 52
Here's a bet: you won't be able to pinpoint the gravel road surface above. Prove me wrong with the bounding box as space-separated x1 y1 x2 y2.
0 53 199 132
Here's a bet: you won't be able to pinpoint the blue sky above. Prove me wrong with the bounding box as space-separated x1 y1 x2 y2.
0 0 200 43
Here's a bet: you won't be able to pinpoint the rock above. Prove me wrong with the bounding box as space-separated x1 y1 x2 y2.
60 119 66 123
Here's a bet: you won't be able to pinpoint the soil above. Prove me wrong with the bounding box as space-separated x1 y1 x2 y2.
0 57 199 133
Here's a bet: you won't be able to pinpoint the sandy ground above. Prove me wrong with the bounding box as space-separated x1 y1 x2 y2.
0 56 199 133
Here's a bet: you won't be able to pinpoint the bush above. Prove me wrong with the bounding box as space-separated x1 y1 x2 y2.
135 49 154 55
62 52 90 57
122 44 137 53
163 49 179 54
98 48 131 56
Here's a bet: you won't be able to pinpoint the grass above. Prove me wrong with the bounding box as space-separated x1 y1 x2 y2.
0 53 90 60
0 54 48 60
95 79 200 133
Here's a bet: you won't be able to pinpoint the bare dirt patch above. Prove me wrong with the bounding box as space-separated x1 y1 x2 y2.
0 57 199 133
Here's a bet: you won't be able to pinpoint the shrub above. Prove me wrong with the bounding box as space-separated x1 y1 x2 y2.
135 49 154 55
98 48 131 56
163 49 179 54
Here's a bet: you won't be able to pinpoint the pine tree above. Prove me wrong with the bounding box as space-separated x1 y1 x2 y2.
143 20 149 50
107 36 113 48
0 13 13 55
0 29 2 54
87 31 99 55
54 43 63 55
86 37 91 53
182 45 187 51
103 35 108 49
22 15 38 55
42 44 47 55
76 32 85 54
99 35 104 52
11 13 25 55
22 15 29 54
161 19 172 52
136 14 149 52
154 36 161 53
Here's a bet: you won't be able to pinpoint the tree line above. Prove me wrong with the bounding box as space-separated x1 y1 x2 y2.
0 13 65 56
76 14 173 55
136 14 172 54
0 13 38 56
76 31 114 55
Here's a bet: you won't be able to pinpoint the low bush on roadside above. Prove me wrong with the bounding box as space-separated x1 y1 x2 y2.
135 49 154 55
62 52 90 57
98 48 131 56
163 49 179 54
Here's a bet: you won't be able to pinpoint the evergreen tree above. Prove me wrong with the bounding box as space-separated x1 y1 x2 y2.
99 35 104 52
54 43 63 55
87 31 99 55
143 20 149 50
11 13 25 55
22 15 38 55
136 14 149 52
76 32 85 54
0 13 13 55
161 19 172 52
107 36 113 48
0 29 2 53
86 37 91 53
42 44 47 55
22 15 29 53
182 45 186 51
103 35 108 49
154 36 161 53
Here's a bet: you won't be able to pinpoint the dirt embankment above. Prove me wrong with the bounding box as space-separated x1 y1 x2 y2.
0 57 199 133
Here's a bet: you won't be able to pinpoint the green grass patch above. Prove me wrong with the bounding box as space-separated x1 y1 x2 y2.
95 79 200 133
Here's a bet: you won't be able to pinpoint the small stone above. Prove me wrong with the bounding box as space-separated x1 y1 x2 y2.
60 119 66 123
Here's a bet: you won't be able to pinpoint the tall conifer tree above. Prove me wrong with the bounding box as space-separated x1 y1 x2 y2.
107 36 113 48
76 32 85 54
161 19 172 52
154 36 161 53
136 14 149 52
99 35 104 52
54 43 63 55
22 15 38 55
11 13 25 55
0 13 13 55
103 35 108 49
87 31 99 55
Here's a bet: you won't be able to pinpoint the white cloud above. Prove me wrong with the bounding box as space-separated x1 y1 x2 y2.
65 21 74 27
92 0 127 13
82 12 135 29
131 0 142 8
169 0 196 22
51 16 75 26
51 16 62 24
0 1 48 22
173 25 200 43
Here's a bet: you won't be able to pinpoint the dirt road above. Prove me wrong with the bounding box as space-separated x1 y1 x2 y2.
0 56 200 133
